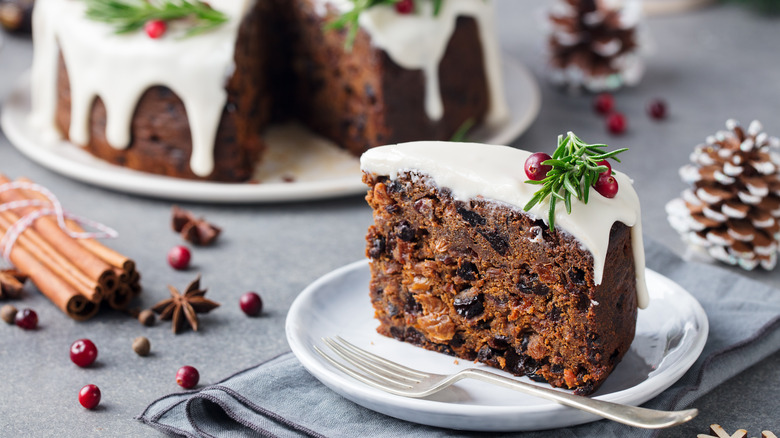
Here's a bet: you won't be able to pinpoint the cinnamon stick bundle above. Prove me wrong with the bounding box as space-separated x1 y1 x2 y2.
0 175 141 319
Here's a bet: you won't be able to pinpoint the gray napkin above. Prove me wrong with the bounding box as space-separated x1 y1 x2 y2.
137 239 780 438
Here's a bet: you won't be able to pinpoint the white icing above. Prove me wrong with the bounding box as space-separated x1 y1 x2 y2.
315 0 508 125
31 0 250 177
361 141 649 309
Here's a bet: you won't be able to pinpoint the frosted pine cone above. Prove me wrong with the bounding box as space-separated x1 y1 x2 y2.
547 0 644 93
666 119 780 270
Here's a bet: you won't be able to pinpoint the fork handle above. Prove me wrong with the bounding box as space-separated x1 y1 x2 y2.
460 369 697 429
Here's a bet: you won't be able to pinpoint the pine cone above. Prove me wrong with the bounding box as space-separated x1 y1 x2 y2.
666 119 780 270
547 0 643 92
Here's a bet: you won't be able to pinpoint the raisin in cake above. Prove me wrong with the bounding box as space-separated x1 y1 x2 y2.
30 0 508 182
361 141 649 395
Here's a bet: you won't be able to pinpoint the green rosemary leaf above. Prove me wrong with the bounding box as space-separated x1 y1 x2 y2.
590 148 629 161
433 0 443 15
543 159 571 168
83 0 228 38
548 196 557 228
450 118 475 142
563 173 578 199
522 132 628 228
328 0 447 50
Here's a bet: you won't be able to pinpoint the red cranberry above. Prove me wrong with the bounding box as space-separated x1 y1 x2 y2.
647 99 667 120
78 384 101 409
145 20 166 39
593 93 614 115
167 245 191 270
239 292 263 317
395 0 414 14
70 339 98 368
176 365 200 389
596 160 612 175
524 152 553 181
594 172 619 198
15 308 37 330
606 112 627 135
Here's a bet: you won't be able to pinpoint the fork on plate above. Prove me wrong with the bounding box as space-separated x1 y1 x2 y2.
314 336 697 429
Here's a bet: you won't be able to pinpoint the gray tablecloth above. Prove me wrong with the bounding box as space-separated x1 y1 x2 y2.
137 238 780 438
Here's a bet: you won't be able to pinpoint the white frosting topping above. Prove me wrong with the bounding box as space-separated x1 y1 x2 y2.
361 141 649 309
31 0 251 177
315 0 508 125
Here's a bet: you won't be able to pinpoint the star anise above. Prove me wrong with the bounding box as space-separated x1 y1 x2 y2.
172 205 221 246
151 276 220 334
0 269 28 299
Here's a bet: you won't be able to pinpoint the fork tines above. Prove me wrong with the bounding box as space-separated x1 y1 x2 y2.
315 337 426 391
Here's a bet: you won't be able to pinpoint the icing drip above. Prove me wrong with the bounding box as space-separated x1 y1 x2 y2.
31 0 250 177
361 141 649 309
316 0 509 125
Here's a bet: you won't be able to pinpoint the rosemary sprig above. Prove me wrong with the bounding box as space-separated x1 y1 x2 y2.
83 0 229 38
450 118 475 142
523 132 628 228
326 0 444 50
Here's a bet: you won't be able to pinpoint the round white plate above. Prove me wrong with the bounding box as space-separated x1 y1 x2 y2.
286 261 708 432
1 57 540 203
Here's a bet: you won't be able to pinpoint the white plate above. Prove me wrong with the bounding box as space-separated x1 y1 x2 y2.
0 57 540 203
286 261 708 432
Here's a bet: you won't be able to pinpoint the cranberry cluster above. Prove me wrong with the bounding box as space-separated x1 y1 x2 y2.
593 93 667 135
524 153 618 199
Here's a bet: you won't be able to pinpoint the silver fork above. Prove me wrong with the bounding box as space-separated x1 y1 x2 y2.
314 336 698 429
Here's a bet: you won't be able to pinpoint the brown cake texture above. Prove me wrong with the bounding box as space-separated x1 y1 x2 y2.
49 0 493 182
285 0 489 155
54 5 270 182
363 171 638 395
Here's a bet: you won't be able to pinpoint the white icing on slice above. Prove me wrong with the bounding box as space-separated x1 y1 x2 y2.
361 141 649 309
32 0 251 177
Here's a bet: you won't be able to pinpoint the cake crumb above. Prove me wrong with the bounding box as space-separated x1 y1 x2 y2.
454 359 459 365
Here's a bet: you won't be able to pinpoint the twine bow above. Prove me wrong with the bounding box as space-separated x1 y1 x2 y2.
0 181 118 263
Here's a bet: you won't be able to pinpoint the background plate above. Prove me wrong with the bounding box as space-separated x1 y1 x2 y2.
1 56 540 203
286 261 708 432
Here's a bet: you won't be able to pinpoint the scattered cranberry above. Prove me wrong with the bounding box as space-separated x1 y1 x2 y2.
593 93 614 115
594 172 619 198
647 98 667 120
606 112 627 135
239 292 263 317
596 159 612 176
176 365 200 389
524 152 553 181
78 384 101 410
70 339 98 368
15 308 37 330
167 245 191 270
395 0 414 14
145 19 166 39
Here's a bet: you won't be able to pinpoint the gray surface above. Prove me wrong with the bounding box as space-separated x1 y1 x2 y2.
0 1 778 436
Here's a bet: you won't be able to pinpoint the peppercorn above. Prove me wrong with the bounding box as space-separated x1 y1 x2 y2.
133 336 151 356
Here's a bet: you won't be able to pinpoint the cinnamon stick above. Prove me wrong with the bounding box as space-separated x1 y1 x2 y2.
2 232 98 321
0 210 103 302
17 177 136 277
0 175 118 296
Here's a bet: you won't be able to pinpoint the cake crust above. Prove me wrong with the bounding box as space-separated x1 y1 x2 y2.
53 4 269 182
363 171 638 395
